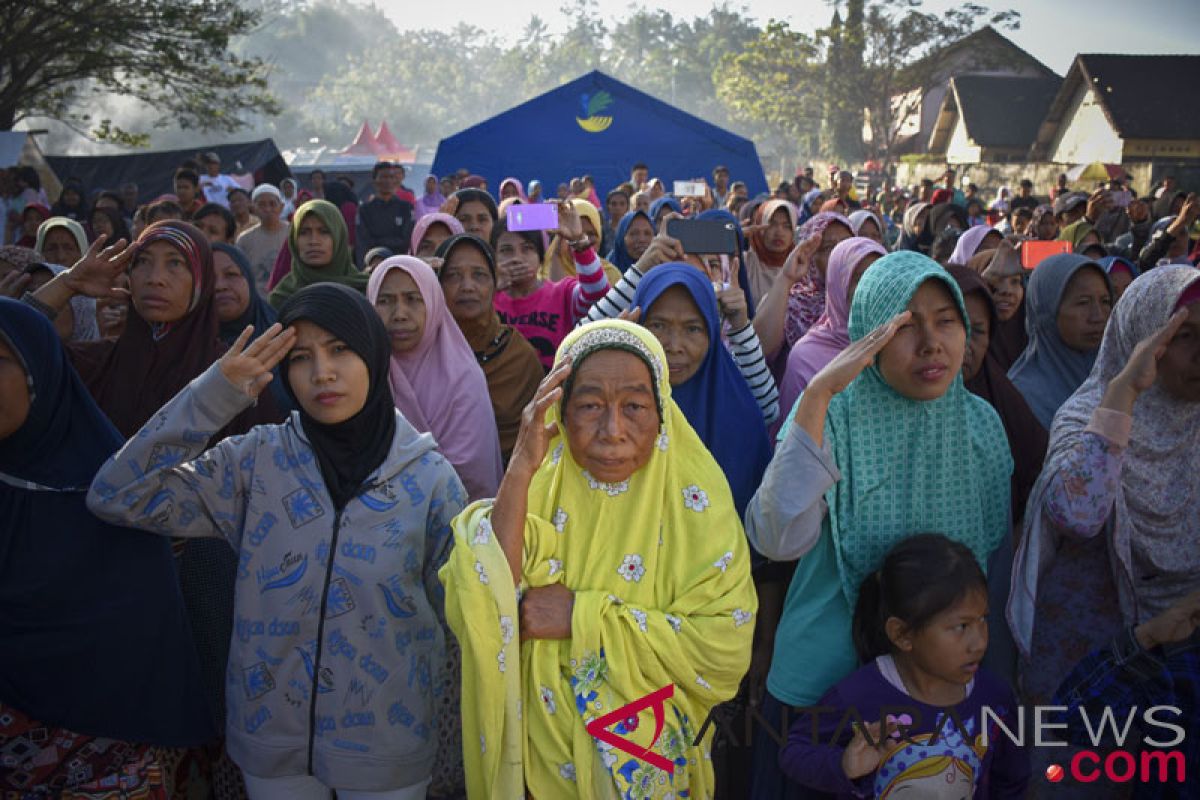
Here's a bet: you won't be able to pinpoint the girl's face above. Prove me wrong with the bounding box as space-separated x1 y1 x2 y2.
1056 267 1112 353
623 217 654 261
495 232 540 289
297 215 334 268
373 269 426 354
0 335 31 440
1037 215 1058 240
877 279 966 401
889 587 989 689
415 222 452 260
1158 301 1200 402
643 285 709 386
500 183 519 200
129 240 194 324
961 293 992 382
455 200 493 242
42 228 82 267
815 222 852 278
91 211 115 240
441 246 494 324
985 273 1023 322
286 319 369 425
212 250 250 324
765 207 793 254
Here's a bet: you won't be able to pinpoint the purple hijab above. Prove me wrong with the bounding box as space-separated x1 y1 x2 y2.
414 176 446 220
784 211 853 348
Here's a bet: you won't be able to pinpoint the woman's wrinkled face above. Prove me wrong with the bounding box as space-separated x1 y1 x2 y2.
1158 301 1200 402
846 252 883 305
495 232 540 289
455 200 494 242
91 211 115 240
877 279 966 401
0 335 31 440
1056 267 1112 353
857 218 882 244
297 214 334 268
212 250 250 324
815 222 852 278
415 222 452 260
441 246 494 324
624 216 654 261
129 240 194 323
985 273 1023 322
42 228 82 267
765 207 793 254
961 292 992 382
643 285 709 386
563 349 659 484
285 320 369 425
373 269 426 354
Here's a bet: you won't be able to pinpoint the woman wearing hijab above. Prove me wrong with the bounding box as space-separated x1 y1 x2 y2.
269 199 368 310
414 174 446 220
631 263 773 515
88 284 466 800
846 208 884 245
1 299 213 797
648 195 682 228
368 256 503 500
50 178 88 221
88 205 132 246
1099 254 1139 300
745 251 1011 799
498 177 526 203
1058 219 1103 254
894 201 931 254
1008 254 1114 429
607 209 655 273
743 198 798 305
541 198 621 285
35 215 88 268
947 224 1002 267
945 265 1047 524
783 211 853 349
779 236 886 418
436 233 542 462
440 320 755 799
1011 265 1200 706
410 212 464 262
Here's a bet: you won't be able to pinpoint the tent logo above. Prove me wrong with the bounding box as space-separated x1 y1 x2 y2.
576 90 614 133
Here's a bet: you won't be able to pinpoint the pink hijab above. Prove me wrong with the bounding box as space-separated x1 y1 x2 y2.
409 213 464 257
779 237 887 416
498 178 527 203
366 256 503 500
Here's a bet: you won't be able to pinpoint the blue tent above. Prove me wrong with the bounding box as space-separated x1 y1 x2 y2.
431 71 767 198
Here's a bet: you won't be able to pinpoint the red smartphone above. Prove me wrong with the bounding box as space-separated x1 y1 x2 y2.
507 203 558 232
1021 240 1070 270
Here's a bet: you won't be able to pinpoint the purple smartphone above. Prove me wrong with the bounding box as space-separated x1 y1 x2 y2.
507 203 558 232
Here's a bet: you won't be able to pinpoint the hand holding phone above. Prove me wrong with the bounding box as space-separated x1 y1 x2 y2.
674 180 707 198
665 218 738 255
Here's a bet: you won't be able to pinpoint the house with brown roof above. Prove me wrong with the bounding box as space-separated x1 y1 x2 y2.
1030 54 1200 164
927 74 1062 163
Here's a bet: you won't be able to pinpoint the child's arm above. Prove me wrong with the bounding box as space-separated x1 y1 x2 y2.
779 689 878 795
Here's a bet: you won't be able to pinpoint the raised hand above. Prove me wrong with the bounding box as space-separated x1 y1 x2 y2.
438 195 460 217
841 719 900 780
807 311 912 400
554 199 583 242
508 361 572 480
0 269 32 299
716 256 749 329
1104 308 1188 411
218 323 297 399
781 234 821 286
64 235 136 299
634 213 686 273
615 305 642 323
1086 189 1111 224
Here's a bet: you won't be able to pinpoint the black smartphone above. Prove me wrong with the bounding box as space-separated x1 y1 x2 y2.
666 218 738 255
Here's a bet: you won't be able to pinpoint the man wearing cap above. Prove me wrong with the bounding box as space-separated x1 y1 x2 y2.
1053 192 1089 227
236 184 290 291
198 152 241 209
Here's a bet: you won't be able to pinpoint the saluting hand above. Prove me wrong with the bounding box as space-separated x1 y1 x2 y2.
218 323 297 399
64 235 137 300
508 361 572 481
806 312 912 401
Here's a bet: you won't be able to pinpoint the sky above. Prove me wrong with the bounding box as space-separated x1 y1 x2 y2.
379 0 1200 76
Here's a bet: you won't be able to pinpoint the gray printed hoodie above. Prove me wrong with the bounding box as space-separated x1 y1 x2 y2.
88 364 466 791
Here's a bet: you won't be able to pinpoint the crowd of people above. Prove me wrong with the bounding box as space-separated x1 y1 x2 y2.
2 152 1200 800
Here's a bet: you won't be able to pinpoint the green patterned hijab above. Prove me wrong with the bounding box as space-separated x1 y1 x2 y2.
269 199 368 310
826 251 1012 604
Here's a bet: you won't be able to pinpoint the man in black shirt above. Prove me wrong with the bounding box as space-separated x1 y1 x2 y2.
1009 178 1040 214
357 161 413 261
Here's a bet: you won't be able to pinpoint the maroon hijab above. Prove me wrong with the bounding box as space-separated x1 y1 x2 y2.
69 220 280 438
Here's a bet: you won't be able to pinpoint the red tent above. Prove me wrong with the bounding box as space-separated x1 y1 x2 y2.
342 120 381 156
374 121 417 162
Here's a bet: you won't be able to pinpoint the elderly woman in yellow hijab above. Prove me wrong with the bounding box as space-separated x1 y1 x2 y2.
542 198 622 285
441 319 755 799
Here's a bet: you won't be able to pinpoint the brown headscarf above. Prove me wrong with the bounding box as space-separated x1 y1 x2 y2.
435 233 542 461
946 264 1047 529
68 220 281 438
967 243 1028 371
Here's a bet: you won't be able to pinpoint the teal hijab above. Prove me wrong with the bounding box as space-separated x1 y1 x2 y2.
823 251 1013 603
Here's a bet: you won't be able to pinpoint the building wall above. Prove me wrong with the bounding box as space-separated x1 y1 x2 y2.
945 117 982 164
1049 85 1123 164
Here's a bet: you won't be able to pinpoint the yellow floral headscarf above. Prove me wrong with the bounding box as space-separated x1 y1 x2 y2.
441 320 755 799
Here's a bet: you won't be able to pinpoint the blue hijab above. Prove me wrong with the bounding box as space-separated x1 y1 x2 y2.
696 208 756 318
1098 255 1140 279
0 298 213 745
608 209 654 271
631 264 771 515
1008 254 1113 429
649 196 682 224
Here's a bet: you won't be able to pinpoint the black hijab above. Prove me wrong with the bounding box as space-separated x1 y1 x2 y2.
213 242 277 345
453 188 498 221
277 283 397 510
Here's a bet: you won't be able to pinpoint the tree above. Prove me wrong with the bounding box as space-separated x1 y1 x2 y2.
713 20 823 173
0 0 278 145
819 1 866 164
851 0 1021 166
